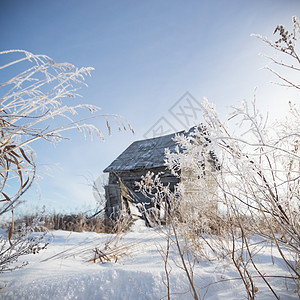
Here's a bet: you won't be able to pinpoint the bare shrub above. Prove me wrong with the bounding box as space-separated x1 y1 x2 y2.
138 16 300 299
0 213 49 273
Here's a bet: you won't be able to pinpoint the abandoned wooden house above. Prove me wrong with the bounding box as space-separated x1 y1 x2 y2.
103 126 220 224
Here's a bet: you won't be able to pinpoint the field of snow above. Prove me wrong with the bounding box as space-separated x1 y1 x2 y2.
0 220 298 299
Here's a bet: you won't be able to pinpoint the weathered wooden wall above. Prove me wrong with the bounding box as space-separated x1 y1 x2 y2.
105 167 180 219
105 155 219 222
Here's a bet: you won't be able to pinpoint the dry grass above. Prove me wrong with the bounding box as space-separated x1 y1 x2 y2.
1 211 139 235
2 213 108 233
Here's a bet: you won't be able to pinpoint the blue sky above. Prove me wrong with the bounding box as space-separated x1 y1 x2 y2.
1 0 299 214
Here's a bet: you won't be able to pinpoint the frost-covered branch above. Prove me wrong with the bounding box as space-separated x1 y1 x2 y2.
0 49 133 272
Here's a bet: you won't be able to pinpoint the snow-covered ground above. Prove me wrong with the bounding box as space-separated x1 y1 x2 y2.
0 220 298 299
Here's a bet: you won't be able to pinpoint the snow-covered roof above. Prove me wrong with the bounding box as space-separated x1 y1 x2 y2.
103 130 186 173
104 125 220 173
